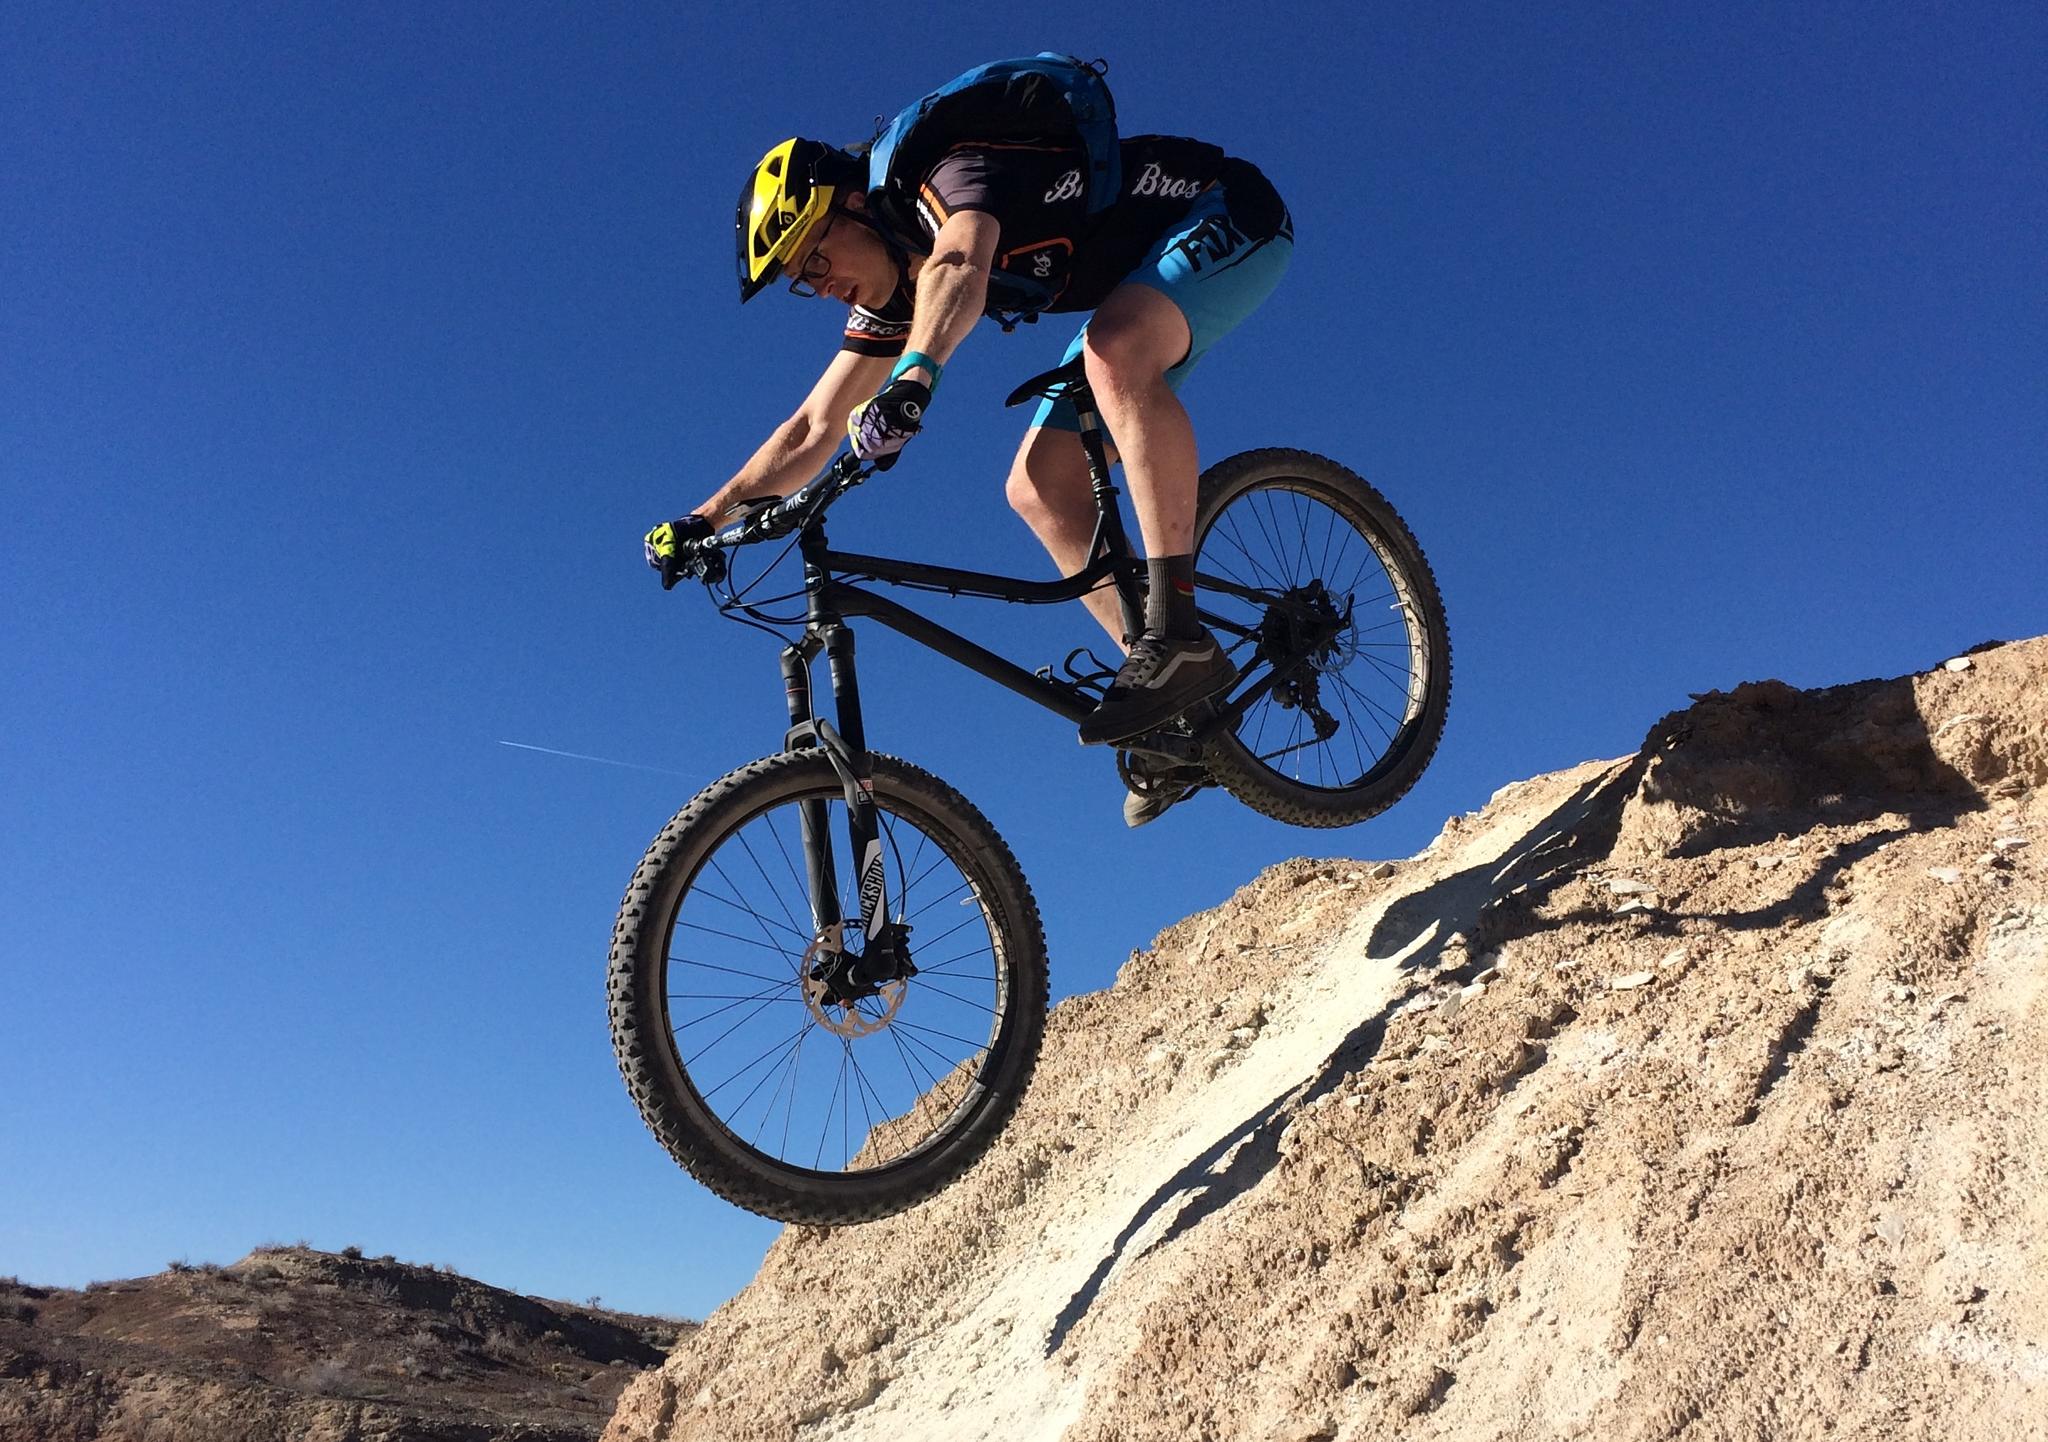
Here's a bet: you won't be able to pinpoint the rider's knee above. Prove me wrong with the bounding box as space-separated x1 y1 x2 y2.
1005 431 1085 524
1080 288 1188 395
1080 325 1164 397
1004 454 1046 523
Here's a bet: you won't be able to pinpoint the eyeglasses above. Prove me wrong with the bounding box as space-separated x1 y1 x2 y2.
785 212 842 298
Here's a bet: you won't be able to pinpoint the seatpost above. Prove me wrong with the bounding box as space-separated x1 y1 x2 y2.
1073 396 1117 501
1071 393 1145 640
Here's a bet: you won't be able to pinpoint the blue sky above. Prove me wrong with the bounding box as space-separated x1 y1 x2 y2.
4 2 2042 1321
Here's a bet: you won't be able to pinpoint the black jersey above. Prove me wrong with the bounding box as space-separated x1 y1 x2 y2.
839 135 1288 358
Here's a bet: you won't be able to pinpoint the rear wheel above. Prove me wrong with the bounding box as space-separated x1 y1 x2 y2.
608 751 1048 1225
1192 448 1451 827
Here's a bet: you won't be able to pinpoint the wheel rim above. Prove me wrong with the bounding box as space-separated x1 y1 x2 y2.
1197 476 1435 794
659 782 1011 1178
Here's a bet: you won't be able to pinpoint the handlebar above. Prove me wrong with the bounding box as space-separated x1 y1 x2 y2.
713 452 872 548
670 451 875 587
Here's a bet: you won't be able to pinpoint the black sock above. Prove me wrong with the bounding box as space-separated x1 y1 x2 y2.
1145 554 1198 640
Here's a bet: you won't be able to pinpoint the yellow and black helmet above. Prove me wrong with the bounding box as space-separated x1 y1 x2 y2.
736 138 863 302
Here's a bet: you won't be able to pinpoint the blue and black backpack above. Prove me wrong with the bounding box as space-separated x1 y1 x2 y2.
865 54 1120 314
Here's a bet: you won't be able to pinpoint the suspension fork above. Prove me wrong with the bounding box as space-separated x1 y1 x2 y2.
822 623 891 961
780 558 890 972
778 635 843 941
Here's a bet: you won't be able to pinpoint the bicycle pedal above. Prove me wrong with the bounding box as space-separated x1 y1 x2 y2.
1117 733 1201 767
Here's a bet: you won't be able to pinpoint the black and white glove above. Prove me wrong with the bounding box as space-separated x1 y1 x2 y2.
846 377 931 469
643 514 721 589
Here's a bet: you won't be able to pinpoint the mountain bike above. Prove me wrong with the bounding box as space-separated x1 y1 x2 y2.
609 356 1451 1225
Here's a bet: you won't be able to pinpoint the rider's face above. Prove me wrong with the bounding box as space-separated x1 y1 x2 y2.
787 193 894 308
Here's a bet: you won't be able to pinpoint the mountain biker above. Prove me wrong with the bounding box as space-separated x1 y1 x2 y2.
645 94 1293 826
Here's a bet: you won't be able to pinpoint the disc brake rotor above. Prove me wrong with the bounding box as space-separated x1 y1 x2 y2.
800 926 906 1038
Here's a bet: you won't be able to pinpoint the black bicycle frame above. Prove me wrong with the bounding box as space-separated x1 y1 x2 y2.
764 394 1299 958
772 408 1138 952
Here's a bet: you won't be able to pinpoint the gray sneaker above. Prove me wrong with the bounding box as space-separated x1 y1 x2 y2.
1078 630 1237 746
1121 757 1206 828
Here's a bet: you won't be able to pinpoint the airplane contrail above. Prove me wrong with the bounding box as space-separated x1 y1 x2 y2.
496 740 696 778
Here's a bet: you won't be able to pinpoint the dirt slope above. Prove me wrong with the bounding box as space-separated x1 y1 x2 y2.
0 1246 691 1441
603 637 2047 1442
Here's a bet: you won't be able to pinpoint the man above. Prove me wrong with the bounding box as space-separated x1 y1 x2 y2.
647 108 1292 825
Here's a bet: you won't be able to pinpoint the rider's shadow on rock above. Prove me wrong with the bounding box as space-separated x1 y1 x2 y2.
1042 773 1633 1359
1041 1003 1395 1359
1046 673 1992 1358
1362 760 1644 979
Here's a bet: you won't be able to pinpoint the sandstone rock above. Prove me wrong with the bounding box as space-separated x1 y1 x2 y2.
599 638 2048 1442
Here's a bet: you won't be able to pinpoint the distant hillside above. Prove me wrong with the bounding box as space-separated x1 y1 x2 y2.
0 1246 693 1441
606 637 2046 1442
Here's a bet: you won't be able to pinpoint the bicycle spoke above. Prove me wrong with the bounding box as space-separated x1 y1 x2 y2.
734 827 809 945
687 988 795 1076
902 874 973 927
668 954 790 987
676 919 802 958
695 1017 810 1105
910 978 998 1013
816 1049 850 1170
708 856 799 963
688 885 813 945
890 1017 994 1054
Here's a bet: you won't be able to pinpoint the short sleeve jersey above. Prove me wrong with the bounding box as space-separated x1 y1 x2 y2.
839 135 1287 359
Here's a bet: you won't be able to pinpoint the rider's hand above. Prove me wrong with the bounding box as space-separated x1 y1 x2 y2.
644 514 720 590
846 377 932 470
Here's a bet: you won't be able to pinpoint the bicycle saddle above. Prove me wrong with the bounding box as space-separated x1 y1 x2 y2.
1003 355 1091 408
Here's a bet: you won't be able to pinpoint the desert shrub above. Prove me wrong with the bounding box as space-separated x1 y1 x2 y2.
0 1298 36 1325
341 1245 363 1260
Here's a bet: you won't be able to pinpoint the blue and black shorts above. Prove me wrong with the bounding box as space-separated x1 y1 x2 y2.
1030 180 1295 433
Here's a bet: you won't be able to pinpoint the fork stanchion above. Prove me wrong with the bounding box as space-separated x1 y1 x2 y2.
781 637 843 940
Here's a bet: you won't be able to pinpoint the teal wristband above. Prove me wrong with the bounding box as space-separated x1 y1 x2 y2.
890 350 943 393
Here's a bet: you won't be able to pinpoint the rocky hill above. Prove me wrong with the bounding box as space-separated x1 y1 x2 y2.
603 636 2047 1442
0 1246 692 1441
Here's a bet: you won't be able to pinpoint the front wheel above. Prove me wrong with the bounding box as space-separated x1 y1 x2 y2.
608 751 1048 1225
1193 449 1452 828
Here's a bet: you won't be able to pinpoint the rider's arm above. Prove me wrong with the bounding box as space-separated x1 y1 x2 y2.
693 348 894 520
894 210 1001 387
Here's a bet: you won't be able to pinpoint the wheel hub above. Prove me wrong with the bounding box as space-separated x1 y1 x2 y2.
801 924 912 1037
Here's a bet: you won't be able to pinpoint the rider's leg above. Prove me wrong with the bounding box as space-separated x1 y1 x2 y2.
1072 281 1237 747
1004 426 1128 648
1070 186 1295 748
1079 283 1198 560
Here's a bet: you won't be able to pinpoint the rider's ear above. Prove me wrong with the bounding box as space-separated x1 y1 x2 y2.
843 189 866 213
